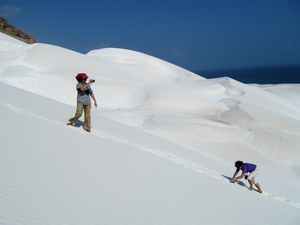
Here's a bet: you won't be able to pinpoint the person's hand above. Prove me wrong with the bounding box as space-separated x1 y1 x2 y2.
94 102 98 108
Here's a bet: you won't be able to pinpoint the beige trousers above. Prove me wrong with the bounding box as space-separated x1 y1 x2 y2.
69 102 91 131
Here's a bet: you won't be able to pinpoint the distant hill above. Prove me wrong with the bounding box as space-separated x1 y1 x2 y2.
195 65 300 84
0 16 36 44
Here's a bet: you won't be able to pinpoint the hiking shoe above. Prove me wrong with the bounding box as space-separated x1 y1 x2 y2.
83 128 91 132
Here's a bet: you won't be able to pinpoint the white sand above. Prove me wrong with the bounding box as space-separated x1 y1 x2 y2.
0 32 300 225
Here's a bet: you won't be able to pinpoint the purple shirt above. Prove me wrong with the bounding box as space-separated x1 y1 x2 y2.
241 163 257 173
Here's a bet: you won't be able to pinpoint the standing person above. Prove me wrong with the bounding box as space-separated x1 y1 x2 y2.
67 73 97 132
230 160 263 193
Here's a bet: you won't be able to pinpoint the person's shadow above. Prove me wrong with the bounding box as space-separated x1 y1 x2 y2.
222 175 248 188
73 120 84 128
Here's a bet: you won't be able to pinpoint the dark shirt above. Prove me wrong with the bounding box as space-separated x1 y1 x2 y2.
241 163 257 173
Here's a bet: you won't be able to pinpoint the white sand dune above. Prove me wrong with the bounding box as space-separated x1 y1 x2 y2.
0 32 300 225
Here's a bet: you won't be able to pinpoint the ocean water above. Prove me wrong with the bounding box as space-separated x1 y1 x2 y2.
195 65 300 84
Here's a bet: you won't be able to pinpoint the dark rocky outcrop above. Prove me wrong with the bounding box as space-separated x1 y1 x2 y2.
0 16 36 44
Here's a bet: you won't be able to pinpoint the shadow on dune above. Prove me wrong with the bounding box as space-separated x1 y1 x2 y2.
222 174 248 188
73 120 84 128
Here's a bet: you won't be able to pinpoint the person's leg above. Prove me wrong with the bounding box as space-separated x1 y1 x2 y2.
83 105 91 132
248 179 254 191
254 180 262 193
67 102 84 125
248 169 262 193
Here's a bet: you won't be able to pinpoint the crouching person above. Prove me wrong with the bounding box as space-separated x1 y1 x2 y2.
67 73 97 132
230 160 263 193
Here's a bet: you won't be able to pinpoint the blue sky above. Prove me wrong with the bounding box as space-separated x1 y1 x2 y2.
1 0 300 72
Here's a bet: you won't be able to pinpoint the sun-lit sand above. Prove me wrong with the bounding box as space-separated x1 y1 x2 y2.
0 32 299 225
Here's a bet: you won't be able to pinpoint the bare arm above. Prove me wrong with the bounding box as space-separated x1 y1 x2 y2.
231 170 239 180
80 84 89 91
231 169 245 182
234 173 245 180
90 93 97 108
80 80 93 91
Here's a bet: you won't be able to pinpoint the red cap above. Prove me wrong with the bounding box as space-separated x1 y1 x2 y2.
75 73 89 82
